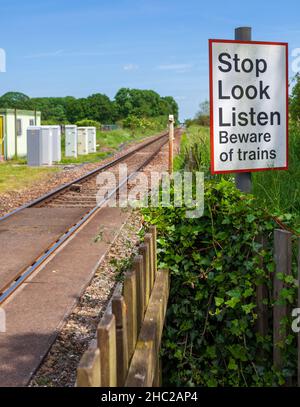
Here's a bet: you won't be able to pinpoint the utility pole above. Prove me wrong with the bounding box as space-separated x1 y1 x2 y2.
234 26 252 193
168 114 174 174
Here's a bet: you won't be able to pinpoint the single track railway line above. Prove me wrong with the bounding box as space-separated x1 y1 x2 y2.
0 130 177 305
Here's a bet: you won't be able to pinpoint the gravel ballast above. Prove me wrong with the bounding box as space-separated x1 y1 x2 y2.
0 133 167 218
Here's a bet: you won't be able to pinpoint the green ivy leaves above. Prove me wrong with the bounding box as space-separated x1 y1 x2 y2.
142 177 297 387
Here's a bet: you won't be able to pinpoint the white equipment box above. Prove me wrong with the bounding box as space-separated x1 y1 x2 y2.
65 125 78 158
50 125 61 162
87 127 96 153
77 127 89 155
27 126 53 166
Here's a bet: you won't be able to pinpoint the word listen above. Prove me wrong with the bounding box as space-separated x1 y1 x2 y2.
217 53 280 127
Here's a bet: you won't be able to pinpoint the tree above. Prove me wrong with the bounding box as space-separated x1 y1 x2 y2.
86 93 116 123
114 88 135 119
0 92 34 109
65 97 87 123
161 96 179 121
48 105 67 123
114 88 179 121
290 74 300 121
0 88 180 125
197 100 209 116
194 100 210 126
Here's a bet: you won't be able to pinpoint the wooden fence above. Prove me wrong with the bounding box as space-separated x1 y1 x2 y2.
76 225 169 387
75 224 300 386
257 228 300 385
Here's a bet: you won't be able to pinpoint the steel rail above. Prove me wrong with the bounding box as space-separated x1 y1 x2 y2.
0 134 170 305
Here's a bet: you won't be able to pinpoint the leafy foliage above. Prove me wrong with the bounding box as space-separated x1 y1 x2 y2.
185 100 210 127
253 121 300 230
0 89 178 125
75 119 100 128
0 92 34 109
289 74 300 121
142 180 298 387
123 115 167 135
179 124 300 231
173 126 211 174
115 88 178 122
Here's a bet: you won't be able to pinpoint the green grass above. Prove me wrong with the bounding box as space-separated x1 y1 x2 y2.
60 150 110 164
0 162 59 193
252 121 300 227
178 123 300 229
60 127 165 164
174 125 211 172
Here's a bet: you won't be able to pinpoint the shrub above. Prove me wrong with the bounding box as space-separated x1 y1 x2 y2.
142 179 297 386
75 119 100 128
123 115 166 135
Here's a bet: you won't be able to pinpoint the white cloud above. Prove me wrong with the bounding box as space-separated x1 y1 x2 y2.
157 64 193 73
25 49 132 59
174 96 187 101
123 64 139 71
25 49 64 58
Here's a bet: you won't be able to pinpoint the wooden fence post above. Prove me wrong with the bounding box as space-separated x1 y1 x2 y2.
139 243 150 307
124 268 138 361
256 234 269 337
97 313 117 387
149 225 157 280
133 255 144 331
273 229 292 369
144 233 154 291
112 295 129 386
77 348 101 387
125 269 170 387
152 357 162 387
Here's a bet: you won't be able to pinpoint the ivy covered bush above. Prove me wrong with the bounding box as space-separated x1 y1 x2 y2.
142 179 297 386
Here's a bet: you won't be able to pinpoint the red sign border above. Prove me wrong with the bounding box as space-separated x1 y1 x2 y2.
209 39 289 175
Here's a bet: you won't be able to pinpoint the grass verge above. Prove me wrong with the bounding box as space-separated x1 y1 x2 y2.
0 162 59 193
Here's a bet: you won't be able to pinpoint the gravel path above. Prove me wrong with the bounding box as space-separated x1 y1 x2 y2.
29 209 143 387
29 133 181 387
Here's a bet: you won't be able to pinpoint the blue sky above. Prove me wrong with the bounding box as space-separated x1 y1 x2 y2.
1 0 300 120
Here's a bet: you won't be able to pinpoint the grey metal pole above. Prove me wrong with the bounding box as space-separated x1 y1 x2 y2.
235 27 252 193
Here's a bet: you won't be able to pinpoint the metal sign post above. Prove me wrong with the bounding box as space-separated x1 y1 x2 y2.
168 114 174 174
235 27 252 193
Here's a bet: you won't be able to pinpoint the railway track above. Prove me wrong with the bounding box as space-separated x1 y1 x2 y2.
0 130 176 305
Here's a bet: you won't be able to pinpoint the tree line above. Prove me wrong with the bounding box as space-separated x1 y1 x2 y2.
0 88 178 124
185 100 210 127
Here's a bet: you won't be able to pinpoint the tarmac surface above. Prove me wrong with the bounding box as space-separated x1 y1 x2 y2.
0 206 130 386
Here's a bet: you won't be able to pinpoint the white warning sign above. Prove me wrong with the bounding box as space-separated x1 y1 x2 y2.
209 39 288 174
